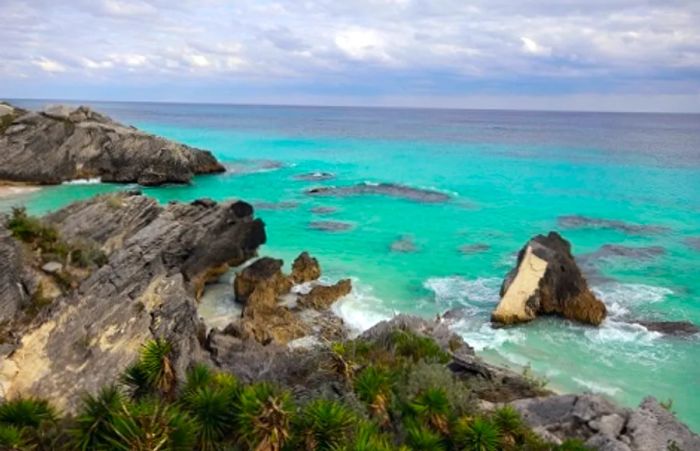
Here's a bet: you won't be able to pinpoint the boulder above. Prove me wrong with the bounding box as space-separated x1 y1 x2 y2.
0 193 265 412
636 321 699 337
233 257 292 305
290 251 321 284
492 232 606 326
298 279 352 310
0 103 224 186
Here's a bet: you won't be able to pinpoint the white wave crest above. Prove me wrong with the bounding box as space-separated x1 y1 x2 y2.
572 377 621 396
423 276 501 309
592 282 673 319
63 177 102 185
451 319 525 352
585 319 662 344
331 279 394 333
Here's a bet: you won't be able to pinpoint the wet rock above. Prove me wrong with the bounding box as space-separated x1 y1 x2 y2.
233 257 291 305
390 235 418 253
557 215 670 235
492 232 607 326
0 103 224 186
458 243 490 254
294 172 335 181
225 159 284 175
0 193 265 412
298 279 352 310
306 182 450 203
290 252 321 284
580 244 665 262
636 321 699 337
310 206 337 215
309 220 353 232
253 201 299 210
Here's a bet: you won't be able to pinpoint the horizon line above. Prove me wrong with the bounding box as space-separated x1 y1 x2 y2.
3 95 699 116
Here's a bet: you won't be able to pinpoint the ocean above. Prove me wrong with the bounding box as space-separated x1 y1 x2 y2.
4 99 700 430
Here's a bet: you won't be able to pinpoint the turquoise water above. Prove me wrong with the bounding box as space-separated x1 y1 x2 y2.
3 101 700 430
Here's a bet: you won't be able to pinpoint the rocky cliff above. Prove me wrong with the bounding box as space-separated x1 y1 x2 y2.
0 103 224 186
0 192 264 411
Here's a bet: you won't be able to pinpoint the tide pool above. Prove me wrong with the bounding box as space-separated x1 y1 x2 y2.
4 100 700 430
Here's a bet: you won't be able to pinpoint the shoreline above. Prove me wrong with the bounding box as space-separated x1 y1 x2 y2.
0 184 41 199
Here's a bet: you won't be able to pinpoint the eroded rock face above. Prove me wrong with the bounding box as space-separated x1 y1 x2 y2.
512 394 700 451
0 193 265 412
298 279 352 310
492 232 606 326
0 104 224 186
0 224 28 323
290 251 321 284
233 257 291 305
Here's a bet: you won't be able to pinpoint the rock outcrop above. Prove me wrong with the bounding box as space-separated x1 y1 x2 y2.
298 279 352 310
0 193 265 412
0 104 224 186
512 394 700 450
0 224 28 323
492 232 607 326
290 251 321 284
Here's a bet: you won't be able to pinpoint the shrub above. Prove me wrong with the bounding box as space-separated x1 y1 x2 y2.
341 421 394 451
556 438 592 450
405 423 446 450
0 424 32 451
455 416 501 451
237 382 293 451
293 399 356 450
492 405 525 448
354 366 393 424
389 330 450 364
72 385 124 450
0 398 57 429
398 362 474 417
408 387 451 434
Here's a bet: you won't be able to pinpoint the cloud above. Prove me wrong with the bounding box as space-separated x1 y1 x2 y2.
0 0 698 111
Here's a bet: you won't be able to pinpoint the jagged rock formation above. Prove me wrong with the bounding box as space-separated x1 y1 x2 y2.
298 279 352 310
0 224 27 323
492 232 607 326
513 394 700 450
290 251 321 284
0 103 224 186
0 192 265 412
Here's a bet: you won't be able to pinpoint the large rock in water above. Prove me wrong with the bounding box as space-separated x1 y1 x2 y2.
0 104 224 186
0 193 265 412
492 232 606 326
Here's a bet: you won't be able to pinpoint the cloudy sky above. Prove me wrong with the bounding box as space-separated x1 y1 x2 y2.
1 0 699 112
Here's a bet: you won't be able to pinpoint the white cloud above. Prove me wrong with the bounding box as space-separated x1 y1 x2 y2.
520 37 552 56
184 53 210 68
33 57 66 73
334 28 391 62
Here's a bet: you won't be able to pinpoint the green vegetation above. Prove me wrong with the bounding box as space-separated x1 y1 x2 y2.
0 333 593 450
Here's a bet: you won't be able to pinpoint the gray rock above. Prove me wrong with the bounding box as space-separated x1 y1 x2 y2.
557 215 670 235
625 397 700 451
635 321 700 337
0 103 224 186
41 262 63 274
590 413 627 437
309 220 354 232
586 434 632 451
0 193 265 412
0 224 27 322
306 182 450 203
390 235 418 253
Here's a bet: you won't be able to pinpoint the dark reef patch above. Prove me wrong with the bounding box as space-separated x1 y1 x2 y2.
225 159 285 175
557 215 670 235
458 243 490 254
306 182 450 203
310 206 338 215
253 201 299 210
309 220 354 232
294 171 335 181
580 244 665 262
390 235 418 253
684 237 700 251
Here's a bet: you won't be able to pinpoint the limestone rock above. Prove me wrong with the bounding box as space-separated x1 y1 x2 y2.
234 257 291 305
298 279 352 310
0 193 265 412
290 251 321 284
625 397 700 451
492 232 606 326
0 225 27 322
40 261 63 274
0 103 224 186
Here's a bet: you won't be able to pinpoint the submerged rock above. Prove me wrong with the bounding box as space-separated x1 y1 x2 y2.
306 182 450 203
0 103 224 186
557 215 670 235
310 206 338 215
581 244 665 262
390 235 418 253
492 232 607 326
290 251 321 284
309 220 354 232
458 243 490 254
0 193 265 412
253 201 299 210
684 237 700 251
294 171 335 181
636 321 699 337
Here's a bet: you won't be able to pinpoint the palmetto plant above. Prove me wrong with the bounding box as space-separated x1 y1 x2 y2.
492 405 524 448
122 339 176 399
180 364 214 401
409 388 451 435
293 399 355 450
353 366 392 425
106 399 198 451
71 385 124 450
405 423 446 451
0 424 32 451
181 385 237 450
456 416 501 451
0 398 57 429
338 421 393 451
237 382 293 451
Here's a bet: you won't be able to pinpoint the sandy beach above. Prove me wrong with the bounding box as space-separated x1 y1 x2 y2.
0 185 40 199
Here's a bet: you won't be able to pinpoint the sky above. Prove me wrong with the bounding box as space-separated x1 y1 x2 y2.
1 0 699 112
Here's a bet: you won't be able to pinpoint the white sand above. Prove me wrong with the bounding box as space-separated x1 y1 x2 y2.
0 185 41 199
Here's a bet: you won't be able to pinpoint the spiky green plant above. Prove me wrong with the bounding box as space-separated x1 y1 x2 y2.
138 339 176 396
121 363 152 400
106 399 198 451
556 438 591 451
409 388 451 434
293 399 355 450
71 385 124 451
180 364 214 401
180 385 237 450
237 382 293 451
404 423 446 451
492 405 524 448
457 416 501 451
0 424 32 451
0 398 57 429
354 366 392 424
337 421 393 451
389 330 450 364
